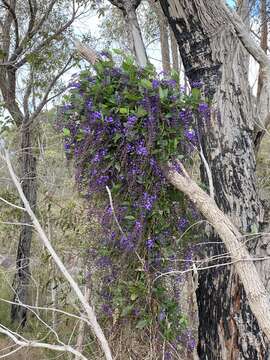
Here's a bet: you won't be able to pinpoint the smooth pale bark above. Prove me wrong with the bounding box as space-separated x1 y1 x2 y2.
149 0 171 73
159 0 270 358
170 28 179 72
108 0 148 67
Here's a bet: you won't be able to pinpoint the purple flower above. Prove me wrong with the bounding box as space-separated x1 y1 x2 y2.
158 309 166 321
191 80 203 88
164 353 172 360
136 140 148 156
86 100 92 111
126 115 137 128
184 128 197 143
198 103 208 113
198 102 210 122
179 109 193 125
167 79 177 88
146 238 155 249
69 81 81 89
96 256 112 268
187 337 196 351
134 220 142 231
152 79 159 89
120 235 134 251
178 217 189 232
62 104 72 112
105 116 114 123
100 50 110 58
142 192 156 211
101 304 113 317
64 142 70 151
96 175 109 185
93 111 102 119
126 143 134 153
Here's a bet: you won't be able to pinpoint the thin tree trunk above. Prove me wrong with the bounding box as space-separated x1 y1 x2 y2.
149 0 171 73
11 122 37 327
108 0 148 66
125 7 148 67
159 20 170 73
170 28 179 72
254 0 269 151
257 0 268 98
160 0 270 358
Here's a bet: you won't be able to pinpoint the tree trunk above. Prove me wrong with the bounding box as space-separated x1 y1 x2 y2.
170 28 179 72
108 0 148 66
11 121 37 327
149 0 171 73
124 7 148 67
159 0 270 358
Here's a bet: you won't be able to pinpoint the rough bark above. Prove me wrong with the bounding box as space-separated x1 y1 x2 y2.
11 122 37 327
159 0 270 358
165 162 270 344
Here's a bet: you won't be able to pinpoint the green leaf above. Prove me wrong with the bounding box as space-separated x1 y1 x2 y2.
136 106 147 118
113 133 122 143
63 128 70 136
119 107 129 114
159 87 168 100
112 48 125 55
140 79 152 89
124 215 136 221
130 293 138 301
136 319 148 329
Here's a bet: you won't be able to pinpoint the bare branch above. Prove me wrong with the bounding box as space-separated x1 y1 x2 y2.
2 0 19 49
220 0 270 128
165 160 270 342
2 149 113 360
75 40 99 65
15 7 77 68
0 323 88 360
28 56 74 123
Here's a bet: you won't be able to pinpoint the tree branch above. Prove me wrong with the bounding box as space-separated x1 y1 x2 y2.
220 0 270 130
2 0 19 49
0 323 88 360
28 56 74 124
165 161 270 342
1 149 113 360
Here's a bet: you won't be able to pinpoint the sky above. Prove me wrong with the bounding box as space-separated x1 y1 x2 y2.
0 1 263 127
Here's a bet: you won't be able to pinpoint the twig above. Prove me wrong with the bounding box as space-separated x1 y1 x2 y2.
3 149 113 360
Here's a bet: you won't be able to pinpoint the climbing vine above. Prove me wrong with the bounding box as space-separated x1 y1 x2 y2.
59 50 210 355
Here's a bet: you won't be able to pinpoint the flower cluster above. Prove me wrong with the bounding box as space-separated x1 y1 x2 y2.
59 52 208 353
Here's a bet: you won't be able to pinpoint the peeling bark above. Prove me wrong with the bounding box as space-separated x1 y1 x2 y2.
159 0 270 358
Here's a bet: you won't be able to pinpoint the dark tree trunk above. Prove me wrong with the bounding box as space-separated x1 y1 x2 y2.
159 0 269 358
11 122 37 327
